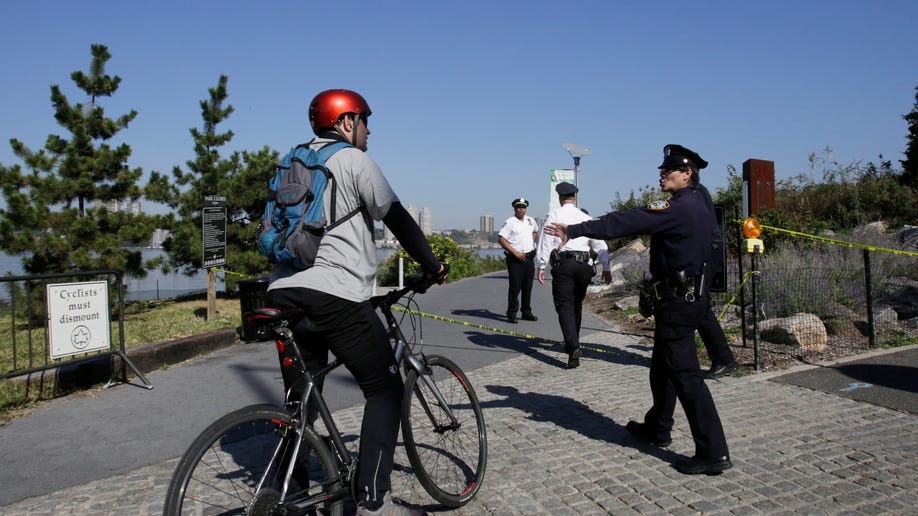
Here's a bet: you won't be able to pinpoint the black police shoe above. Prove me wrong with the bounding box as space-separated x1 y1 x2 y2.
567 349 581 369
521 312 538 321
507 314 518 324
705 361 738 379
675 455 733 475
625 421 672 448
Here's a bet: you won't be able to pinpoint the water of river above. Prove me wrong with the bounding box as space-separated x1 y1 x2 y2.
1 247 506 301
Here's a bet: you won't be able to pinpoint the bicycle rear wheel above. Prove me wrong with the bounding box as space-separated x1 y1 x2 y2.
163 404 343 516
402 354 487 507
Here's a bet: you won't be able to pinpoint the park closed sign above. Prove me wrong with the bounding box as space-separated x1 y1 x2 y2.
46 281 110 359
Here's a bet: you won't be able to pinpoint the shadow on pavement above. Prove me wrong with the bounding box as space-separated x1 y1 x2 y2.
451 308 506 322
482 384 680 464
835 362 917 393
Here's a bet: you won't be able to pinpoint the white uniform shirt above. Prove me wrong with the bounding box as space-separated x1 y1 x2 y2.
537 203 610 270
498 215 539 253
268 138 397 303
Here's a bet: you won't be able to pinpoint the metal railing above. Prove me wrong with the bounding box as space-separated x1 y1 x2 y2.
1 270 151 388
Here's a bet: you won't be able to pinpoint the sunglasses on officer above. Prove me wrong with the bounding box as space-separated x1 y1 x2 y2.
659 167 689 178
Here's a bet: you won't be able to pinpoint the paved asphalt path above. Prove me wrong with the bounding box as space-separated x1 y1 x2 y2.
770 345 918 413
0 270 612 507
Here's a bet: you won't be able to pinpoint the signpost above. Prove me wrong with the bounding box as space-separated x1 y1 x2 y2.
202 196 226 320
548 168 575 213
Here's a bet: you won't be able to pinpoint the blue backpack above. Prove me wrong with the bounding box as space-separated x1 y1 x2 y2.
257 141 362 269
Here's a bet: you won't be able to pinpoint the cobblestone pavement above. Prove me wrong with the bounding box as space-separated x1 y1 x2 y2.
3 325 916 515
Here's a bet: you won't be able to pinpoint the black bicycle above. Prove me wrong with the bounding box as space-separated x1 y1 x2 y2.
163 265 487 515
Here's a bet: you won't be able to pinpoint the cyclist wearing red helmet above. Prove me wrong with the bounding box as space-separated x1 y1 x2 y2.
268 89 444 516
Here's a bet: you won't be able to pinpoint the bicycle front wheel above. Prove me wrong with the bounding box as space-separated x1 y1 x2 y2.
402 354 487 507
163 404 343 516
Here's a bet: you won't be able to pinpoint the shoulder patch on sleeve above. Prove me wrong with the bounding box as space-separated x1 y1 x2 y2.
647 200 671 210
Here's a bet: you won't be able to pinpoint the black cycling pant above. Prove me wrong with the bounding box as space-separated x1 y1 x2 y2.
266 287 403 508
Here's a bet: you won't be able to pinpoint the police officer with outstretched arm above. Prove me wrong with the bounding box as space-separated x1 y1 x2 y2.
544 145 732 475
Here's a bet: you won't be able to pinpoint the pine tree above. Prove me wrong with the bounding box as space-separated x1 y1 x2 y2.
145 75 277 288
900 85 918 189
0 44 156 275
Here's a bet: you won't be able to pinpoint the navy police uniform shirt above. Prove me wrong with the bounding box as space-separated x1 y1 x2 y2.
567 187 712 281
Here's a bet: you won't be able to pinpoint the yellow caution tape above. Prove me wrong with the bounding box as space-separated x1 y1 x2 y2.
731 220 918 257
208 268 261 280
391 306 650 361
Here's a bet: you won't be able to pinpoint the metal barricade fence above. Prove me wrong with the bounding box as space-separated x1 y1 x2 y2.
723 238 917 369
0 270 151 388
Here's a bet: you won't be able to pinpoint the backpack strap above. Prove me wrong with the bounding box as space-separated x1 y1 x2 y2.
307 140 365 230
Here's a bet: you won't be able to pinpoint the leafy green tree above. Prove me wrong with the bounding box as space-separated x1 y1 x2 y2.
377 234 475 285
901 85 918 189
0 44 156 276
145 75 278 290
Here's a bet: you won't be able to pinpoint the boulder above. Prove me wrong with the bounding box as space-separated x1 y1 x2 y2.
759 312 827 353
614 295 640 311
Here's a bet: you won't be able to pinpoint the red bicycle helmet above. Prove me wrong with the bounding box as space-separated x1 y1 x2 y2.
308 89 372 134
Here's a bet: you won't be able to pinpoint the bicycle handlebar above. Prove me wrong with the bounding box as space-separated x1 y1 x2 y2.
373 262 450 308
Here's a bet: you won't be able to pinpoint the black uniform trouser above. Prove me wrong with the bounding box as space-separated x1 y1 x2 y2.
506 252 535 316
698 255 735 366
550 257 594 353
266 287 403 508
643 295 729 459
697 297 736 365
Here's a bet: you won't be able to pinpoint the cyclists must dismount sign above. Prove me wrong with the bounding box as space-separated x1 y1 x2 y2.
46 280 111 359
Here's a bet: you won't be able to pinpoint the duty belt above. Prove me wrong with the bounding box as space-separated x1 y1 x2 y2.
560 251 590 263
651 274 701 302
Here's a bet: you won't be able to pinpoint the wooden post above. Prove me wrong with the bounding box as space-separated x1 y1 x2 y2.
742 159 776 217
207 268 216 321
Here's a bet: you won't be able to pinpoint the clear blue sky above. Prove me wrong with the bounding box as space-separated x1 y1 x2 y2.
2 1 916 230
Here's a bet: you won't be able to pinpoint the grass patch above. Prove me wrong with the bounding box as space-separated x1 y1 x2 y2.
1 296 242 417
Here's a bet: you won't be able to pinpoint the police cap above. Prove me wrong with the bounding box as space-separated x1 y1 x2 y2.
659 144 708 171
555 182 578 196
511 198 529 208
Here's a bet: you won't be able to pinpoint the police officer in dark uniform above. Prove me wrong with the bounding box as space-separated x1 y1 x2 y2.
544 145 732 475
692 161 737 380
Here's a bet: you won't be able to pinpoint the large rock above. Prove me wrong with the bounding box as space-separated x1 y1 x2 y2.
759 312 827 353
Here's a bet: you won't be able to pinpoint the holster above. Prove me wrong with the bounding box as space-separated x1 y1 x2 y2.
638 277 660 317
549 248 561 267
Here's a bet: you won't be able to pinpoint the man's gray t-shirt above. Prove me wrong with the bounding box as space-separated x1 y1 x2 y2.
268 138 397 303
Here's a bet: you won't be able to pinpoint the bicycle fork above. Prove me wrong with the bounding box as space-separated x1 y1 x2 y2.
401 345 460 431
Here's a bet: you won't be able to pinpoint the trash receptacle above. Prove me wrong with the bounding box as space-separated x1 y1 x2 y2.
238 277 270 341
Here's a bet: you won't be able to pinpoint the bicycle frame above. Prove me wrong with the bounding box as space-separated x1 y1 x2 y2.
256 281 462 510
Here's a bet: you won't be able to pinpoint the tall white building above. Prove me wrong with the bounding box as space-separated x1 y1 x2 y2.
93 198 143 214
419 207 432 235
480 215 494 235
406 205 419 226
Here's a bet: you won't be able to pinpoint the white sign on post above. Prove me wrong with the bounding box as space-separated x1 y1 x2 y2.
548 169 575 213
46 281 111 359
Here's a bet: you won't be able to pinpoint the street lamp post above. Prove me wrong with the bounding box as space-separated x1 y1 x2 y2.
561 143 591 207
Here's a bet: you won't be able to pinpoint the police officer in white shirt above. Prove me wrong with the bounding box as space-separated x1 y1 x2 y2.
537 182 612 368
498 197 539 323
